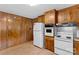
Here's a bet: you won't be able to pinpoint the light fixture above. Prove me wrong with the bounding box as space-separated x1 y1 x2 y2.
28 4 39 6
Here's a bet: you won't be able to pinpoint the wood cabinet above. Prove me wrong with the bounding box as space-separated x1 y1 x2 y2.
58 9 72 23
20 18 27 43
0 16 1 49
45 36 54 52
58 5 79 24
33 18 38 23
0 12 7 49
22 18 33 41
0 11 33 50
33 15 44 23
33 9 57 24
7 14 22 47
44 9 57 24
26 19 33 41
71 5 79 23
74 41 79 55
37 15 44 23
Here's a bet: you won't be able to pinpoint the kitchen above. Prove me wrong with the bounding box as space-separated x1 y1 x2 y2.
0 4 79 55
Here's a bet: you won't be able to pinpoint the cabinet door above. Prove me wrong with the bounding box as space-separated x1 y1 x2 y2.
45 37 51 50
45 38 48 49
7 15 22 47
58 9 72 23
33 18 38 23
0 13 7 49
13 16 22 45
75 41 79 55
7 14 14 47
64 10 71 23
45 10 56 24
71 7 79 23
38 15 44 23
26 19 33 41
50 39 54 52
58 11 65 23
45 37 54 52
0 18 1 50
20 18 27 43
48 39 51 50
29 20 33 41
14 16 22 44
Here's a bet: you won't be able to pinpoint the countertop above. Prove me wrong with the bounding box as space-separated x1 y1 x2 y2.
45 36 79 41
45 35 54 38
74 38 79 41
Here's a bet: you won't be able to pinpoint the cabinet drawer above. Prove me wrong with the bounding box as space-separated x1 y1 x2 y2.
55 40 73 52
55 48 73 55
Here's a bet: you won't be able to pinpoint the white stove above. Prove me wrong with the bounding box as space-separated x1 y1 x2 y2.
54 23 77 55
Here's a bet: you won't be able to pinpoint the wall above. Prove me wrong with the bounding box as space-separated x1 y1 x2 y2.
0 11 33 50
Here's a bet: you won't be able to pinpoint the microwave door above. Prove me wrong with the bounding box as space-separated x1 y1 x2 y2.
45 28 54 36
46 29 52 33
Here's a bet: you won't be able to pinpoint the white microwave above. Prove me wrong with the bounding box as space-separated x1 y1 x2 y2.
45 27 54 36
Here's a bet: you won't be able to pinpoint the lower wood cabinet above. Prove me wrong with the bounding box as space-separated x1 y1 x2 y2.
45 36 54 52
74 41 79 55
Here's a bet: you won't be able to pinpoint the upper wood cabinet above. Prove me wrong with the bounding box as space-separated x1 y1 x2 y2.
58 10 64 23
58 9 72 23
33 15 44 23
37 15 44 23
44 9 57 24
33 18 38 23
71 5 79 23
58 5 79 24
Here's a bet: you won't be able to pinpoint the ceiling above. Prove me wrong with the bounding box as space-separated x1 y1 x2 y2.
0 4 74 19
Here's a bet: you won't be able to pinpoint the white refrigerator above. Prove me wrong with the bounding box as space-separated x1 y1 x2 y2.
33 23 45 48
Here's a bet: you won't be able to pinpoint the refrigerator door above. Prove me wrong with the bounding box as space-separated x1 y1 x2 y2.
33 23 44 31
33 23 44 48
33 31 39 47
33 31 44 48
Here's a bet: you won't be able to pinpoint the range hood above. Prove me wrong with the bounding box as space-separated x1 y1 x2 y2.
45 24 55 27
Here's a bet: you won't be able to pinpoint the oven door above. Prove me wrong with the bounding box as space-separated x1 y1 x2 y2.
45 27 54 36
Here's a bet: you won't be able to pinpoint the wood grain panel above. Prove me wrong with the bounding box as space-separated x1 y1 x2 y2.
0 11 32 50
45 36 54 52
44 9 56 24
0 12 7 49
25 19 33 41
58 4 79 24
74 41 79 55
7 14 21 47
0 17 1 50
20 18 27 43
71 6 79 23
37 15 45 23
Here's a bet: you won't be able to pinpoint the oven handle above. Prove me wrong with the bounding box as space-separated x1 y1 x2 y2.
56 35 61 37
66 36 71 39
